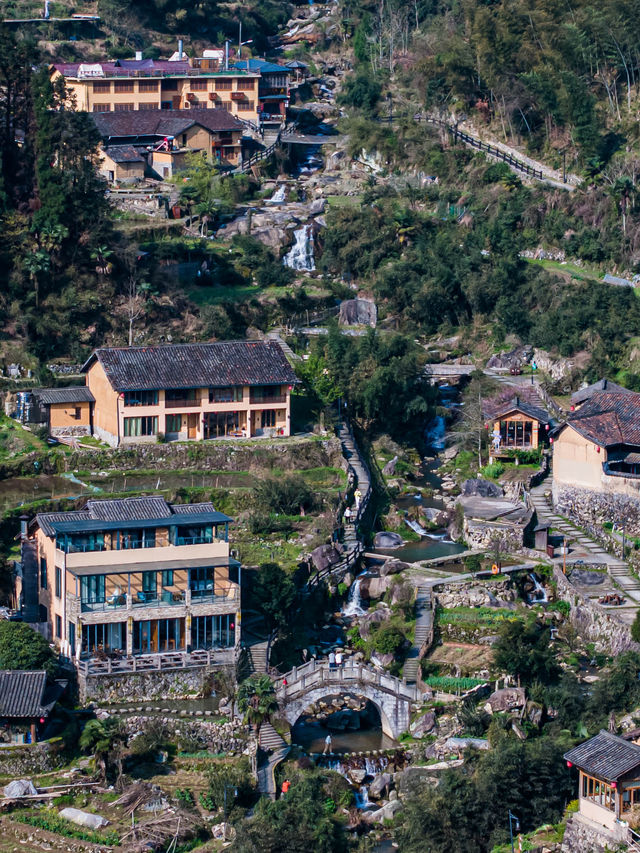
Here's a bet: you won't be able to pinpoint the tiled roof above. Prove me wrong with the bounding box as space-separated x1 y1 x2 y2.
0 671 55 719
571 378 632 406
566 391 640 447
82 341 298 391
564 730 640 781
488 395 551 424
93 109 243 140
35 497 229 537
104 145 145 164
33 387 94 405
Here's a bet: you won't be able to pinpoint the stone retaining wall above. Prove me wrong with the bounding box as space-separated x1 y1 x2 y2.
79 664 229 705
553 566 638 656
561 813 625 853
122 715 249 755
0 740 64 775
554 481 640 537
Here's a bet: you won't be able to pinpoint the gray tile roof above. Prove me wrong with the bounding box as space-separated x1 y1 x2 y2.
82 341 298 391
566 391 640 447
0 671 55 719
571 379 632 406
564 730 640 781
489 395 551 424
35 497 229 537
33 387 94 405
104 145 145 164
93 108 243 141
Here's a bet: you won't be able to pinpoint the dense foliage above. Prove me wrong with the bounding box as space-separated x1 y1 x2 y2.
0 622 56 676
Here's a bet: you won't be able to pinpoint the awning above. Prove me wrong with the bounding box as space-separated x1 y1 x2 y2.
607 449 640 465
67 556 240 577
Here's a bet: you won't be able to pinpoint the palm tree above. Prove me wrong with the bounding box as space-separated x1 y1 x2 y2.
79 717 125 784
237 675 278 742
23 250 50 308
90 244 114 275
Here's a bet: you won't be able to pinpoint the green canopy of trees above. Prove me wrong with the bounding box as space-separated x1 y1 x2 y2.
0 622 56 677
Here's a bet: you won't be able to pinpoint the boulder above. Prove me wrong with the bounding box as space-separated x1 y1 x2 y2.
373 531 403 549
382 455 398 476
485 346 531 371
359 575 393 600
338 298 377 328
526 701 544 728
485 687 526 714
380 559 409 578
410 711 436 737
371 652 395 669
359 607 391 637
461 478 504 498
311 543 342 572
348 769 367 784
369 772 392 800
365 799 404 823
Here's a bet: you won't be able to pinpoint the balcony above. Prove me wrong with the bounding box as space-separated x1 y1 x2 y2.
249 393 286 405
78 647 236 676
165 396 201 408
176 535 213 546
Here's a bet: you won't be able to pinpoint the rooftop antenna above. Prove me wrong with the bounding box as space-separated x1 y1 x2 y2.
225 40 229 70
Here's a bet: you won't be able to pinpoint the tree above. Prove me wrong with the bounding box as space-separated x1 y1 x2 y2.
632 611 640 644
79 717 126 784
493 617 560 685
0 622 56 676
250 562 296 636
237 675 278 740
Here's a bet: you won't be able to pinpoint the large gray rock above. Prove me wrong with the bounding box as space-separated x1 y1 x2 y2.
365 799 404 823
368 772 392 800
380 559 409 578
410 711 436 737
311 543 342 572
359 575 393 600
338 298 377 328
373 531 403 549
485 346 531 370
484 687 526 714
461 478 504 498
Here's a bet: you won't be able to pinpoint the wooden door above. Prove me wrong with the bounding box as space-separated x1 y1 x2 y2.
188 413 198 439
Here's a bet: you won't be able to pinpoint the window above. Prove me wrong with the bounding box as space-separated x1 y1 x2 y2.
92 103 111 112
190 566 216 596
114 81 134 93
82 622 125 655
581 773 615 811
138 102 158 110
236 79 255 90
80 575 105 604
138 80 159 92
162 79 178 90
124 390 158 407
237 101 255 112
142 571 157 598
93 81 111 93
161 570 174 588
190 79 207 91
134 618 184 653
113 103 135 111
209 386 243 403
218 101 232 112
40 558 47 590
192 614 235 649
215 79 233 90
121 528 155 549
261 409 276 428
74 407 82 420
204 411 241 438
124 416 158 437
177 525 213 546
165 414 183 433
165 389 199 407
55 615 62 639
250 385 284 403
69 622 75 652
55 567 62 599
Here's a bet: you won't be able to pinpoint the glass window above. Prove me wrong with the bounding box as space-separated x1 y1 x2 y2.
40 558 47 590
124 390 158 407
69 622 75 652
93 81 111 93
236 79 255 90
237 100 255 112
209 386 243 403
55 567 62 599
165 414 182 433
113 102 135 111
204 411 240 438
55 615 62 639
161 570 174 588
261 409 276 428
80 575 105 604
190 566 215 596
192 614 235 649
142 571 157 597
177 525 213 545
114 81 134 93
82 622 125 655
92 104 111 112
138 80 159 92
124 416 158 437
215 79 233 90
190 79 207 90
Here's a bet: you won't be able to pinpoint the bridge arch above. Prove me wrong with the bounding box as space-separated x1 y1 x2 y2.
276 660 421 740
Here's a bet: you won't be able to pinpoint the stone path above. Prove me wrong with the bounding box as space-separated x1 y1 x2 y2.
529 481 640 607
403 586 432 684
257 722 290 800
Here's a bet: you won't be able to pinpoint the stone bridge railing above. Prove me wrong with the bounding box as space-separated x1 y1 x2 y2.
276 659 421 703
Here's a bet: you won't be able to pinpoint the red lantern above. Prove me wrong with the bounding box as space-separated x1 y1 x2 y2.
571 405 575 411
597 446 601 453
566 761 572 768
39 718 45 724
545 423 550 431
550 437 554 444
612 782 617 789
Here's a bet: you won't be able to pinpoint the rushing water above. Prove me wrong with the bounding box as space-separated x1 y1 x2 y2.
424 415 446 450
527 572 548 603
342 577 366 617
266 184 286 204
283 224 315 271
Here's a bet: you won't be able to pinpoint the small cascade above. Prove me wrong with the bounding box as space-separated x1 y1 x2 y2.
342 578 365 617
283 225 315 271
354 785 371 810
528 572 548 603
404 516 428 537
267 185 286 204
424 415 446 450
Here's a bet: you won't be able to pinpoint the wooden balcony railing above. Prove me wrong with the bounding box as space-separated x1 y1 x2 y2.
164 396 201 408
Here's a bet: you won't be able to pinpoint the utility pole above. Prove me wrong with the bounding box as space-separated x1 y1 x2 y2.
508 811 520 853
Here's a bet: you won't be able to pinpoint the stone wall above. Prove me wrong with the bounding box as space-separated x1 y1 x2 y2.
0 740 64 775
554 481 640 537
462 518 525 551
122 714 250 756
561 813 626 853
553 566 639 656
79 665 227 705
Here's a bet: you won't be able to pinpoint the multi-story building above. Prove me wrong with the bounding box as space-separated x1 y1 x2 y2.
233 58 291 124
31 496 240 674
51 56 261 125
82 341 298 447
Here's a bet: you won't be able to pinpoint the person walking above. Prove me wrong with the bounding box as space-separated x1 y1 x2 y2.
328 650 336 671
335 650 343 670
354 488 362 511
281 779 291 797
323 734 332 755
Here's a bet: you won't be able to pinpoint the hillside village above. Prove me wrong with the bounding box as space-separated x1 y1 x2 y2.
5 0 640 851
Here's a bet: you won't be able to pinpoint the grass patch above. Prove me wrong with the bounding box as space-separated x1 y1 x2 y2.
437 606 520 625
0 415 48 461
13 811 119 846
425 675 486 692
326 195 364 208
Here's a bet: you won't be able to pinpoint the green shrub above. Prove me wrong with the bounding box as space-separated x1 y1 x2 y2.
372 624 405 655
425 676 485 692
175 788 196 809
254 474 315 515
14 813 119 846
480 462 505 479
337 582 348 597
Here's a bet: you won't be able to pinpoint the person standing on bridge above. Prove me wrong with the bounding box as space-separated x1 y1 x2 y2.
328 650 336 671
335 650 343 670
323 734 332 755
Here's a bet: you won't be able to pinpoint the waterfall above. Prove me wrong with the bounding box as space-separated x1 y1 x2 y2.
355 786 371 809
528 573 547 603
342 578 365 617
424 415 446 450
283 225 315 271
404 517 428 537
267 185 286 204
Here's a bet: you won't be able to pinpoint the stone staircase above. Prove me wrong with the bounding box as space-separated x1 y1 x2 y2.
403 587 432 684
257 722 290 800
266 330 301 362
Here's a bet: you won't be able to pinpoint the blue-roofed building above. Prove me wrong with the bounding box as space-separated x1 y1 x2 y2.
233 58 291 123
28 496 241 699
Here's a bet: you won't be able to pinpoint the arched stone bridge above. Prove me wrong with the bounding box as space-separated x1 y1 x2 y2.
276 660 423 739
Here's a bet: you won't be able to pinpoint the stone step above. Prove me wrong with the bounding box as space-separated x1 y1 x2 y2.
259 721 286 750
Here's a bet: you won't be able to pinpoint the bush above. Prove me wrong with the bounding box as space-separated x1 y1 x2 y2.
254 474 315 515
480 462 505 479
0 622 56 676
205 758 256 810
372 624 405 655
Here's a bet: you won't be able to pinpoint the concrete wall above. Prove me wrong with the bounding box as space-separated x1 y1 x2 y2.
86 360 120 447
49 400 92 431
553 426 604 490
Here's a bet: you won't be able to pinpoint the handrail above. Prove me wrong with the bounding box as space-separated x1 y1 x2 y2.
276 659 421 701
